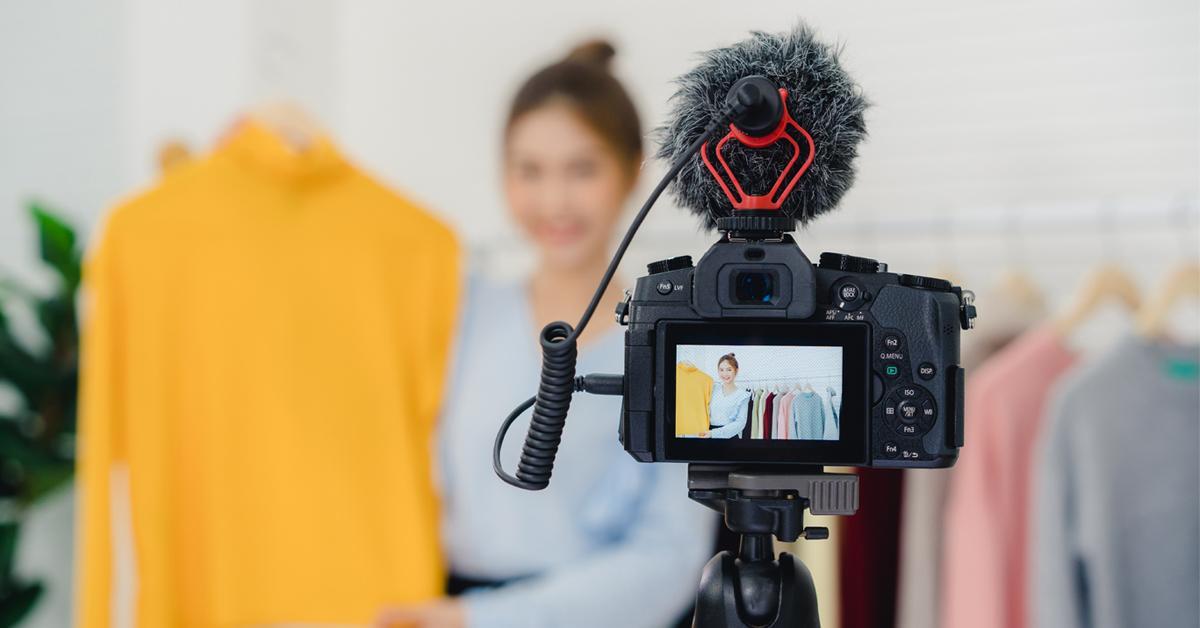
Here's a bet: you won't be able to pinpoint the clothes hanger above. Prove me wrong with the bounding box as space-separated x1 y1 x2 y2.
246 101 324 153
1135 263 1200 338
1138 201 1200 339
1053 265 1142 335
931 207 964 286
156 138 192 174
994 204 1047 316
994 271 1046 314
1054 204 1142 336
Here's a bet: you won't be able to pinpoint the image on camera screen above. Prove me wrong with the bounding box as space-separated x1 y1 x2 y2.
675 345 842 441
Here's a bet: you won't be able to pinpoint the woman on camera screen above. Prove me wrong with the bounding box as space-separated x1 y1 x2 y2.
701 353 752 439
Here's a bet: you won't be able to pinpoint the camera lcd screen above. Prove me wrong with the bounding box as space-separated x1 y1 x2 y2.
675 344 842 440
660 322 869 464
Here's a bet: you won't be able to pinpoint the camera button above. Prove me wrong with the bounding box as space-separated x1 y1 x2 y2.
883 334 902 351
656 279 674 295
883 442 899 458
918 362 936 380
883 363 903 379
833 280 866 310
921 399 936 423
897 400 920 425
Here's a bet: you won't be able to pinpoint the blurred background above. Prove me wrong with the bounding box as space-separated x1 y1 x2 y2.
1 1 1197 627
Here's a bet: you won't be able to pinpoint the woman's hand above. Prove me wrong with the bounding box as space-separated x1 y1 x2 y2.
375 598 467 628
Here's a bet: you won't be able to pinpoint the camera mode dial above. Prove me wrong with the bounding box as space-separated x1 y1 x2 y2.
899 273 953 292
818 252 881 274
646 255 693 275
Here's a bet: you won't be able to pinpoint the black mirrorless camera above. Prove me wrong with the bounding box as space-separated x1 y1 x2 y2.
617 231 976 468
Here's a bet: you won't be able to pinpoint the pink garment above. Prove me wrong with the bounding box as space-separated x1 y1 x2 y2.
775 390 796 440
941 325 1076 628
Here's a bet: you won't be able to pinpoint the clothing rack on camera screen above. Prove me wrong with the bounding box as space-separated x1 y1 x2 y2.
736 375 841 383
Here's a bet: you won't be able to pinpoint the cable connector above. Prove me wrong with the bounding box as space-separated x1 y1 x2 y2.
574 373 624 396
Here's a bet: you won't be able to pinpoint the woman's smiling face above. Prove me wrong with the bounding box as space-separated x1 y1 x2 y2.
504 103 632 270
718 360 737 384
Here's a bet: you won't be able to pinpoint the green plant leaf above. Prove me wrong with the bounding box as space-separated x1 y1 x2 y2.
0 420 61 466
0 419 68 505
0 310 49 411
0 522 16 577
0 581 43 627
34 296 77 362
0 276 34 303
28 202 81 291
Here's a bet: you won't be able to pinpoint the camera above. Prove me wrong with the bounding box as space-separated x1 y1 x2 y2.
616 227 976 468
495 44 979 491
490 26 981 627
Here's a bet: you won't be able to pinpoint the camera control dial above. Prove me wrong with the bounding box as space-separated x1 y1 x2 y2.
818 252 881 274
646 255 694 275
899 273 953 292
884 385 937 436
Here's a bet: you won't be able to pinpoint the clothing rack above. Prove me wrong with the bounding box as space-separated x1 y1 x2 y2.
474 195 1199 282
737 375 841 381
809 194 1199 237
621 194 1200 247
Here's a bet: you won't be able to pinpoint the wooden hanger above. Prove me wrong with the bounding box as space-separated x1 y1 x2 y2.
930 266 963 287
1053 264 1142 336
247 101 324 152
156 138 193 174
993 269 1046 314
991 203 1047 317
1136 263 1200 338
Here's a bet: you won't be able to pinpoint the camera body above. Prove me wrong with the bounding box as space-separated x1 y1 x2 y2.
617 233 973 468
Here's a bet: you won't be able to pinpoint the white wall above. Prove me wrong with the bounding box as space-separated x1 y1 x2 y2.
1 1 1198 625
5 0 1197 276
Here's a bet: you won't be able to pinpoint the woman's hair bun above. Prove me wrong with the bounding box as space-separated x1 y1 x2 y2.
565 38 616 71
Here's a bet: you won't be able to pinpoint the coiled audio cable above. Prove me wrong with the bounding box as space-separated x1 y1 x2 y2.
493 101 747 490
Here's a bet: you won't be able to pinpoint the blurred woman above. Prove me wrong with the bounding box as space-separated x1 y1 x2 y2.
377 40 713 628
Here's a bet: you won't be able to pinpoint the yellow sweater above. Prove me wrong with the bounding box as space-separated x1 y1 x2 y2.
675 363 713 436
76 122 460 627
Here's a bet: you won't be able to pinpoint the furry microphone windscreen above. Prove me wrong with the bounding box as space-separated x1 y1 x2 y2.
656 24 869 230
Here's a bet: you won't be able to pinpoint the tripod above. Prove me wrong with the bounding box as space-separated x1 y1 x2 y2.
687 465 860 628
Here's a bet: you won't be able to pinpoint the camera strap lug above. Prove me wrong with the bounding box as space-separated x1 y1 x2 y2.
959 289 977 330
615 289 632 325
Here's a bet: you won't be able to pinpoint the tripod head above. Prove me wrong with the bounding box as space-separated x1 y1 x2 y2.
687 465 860 628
